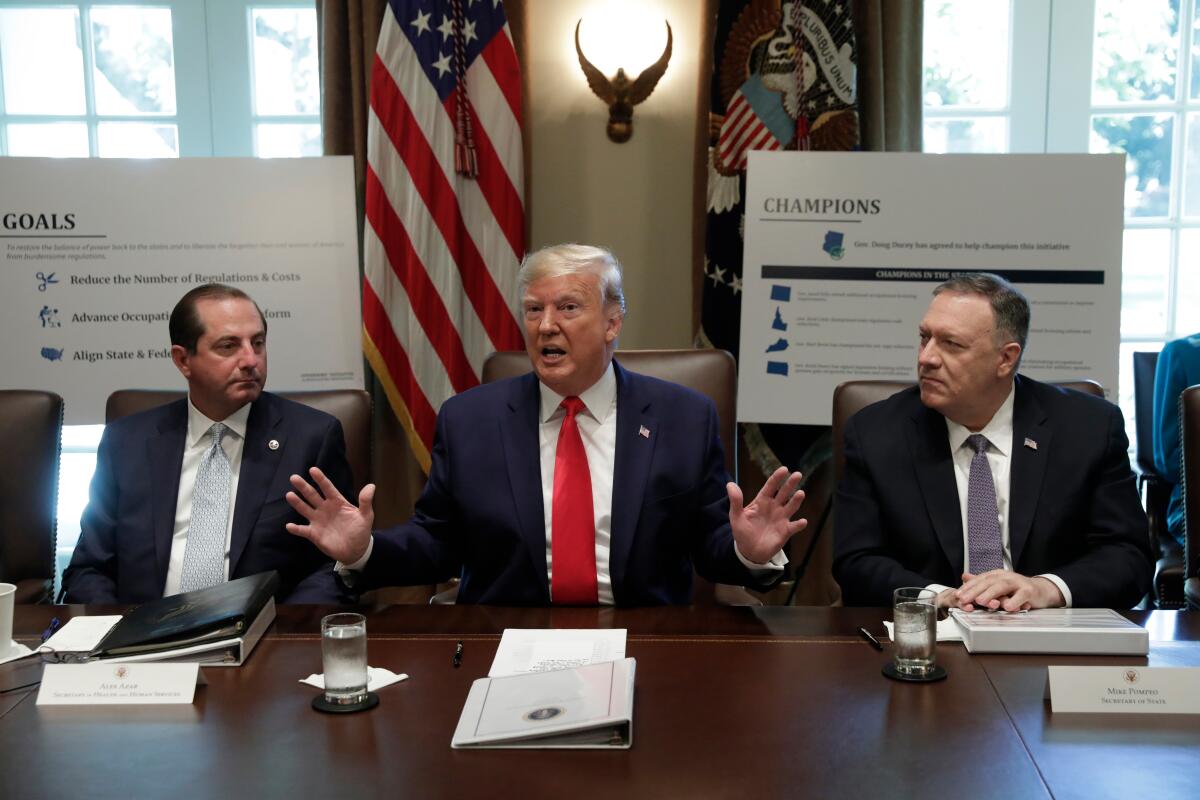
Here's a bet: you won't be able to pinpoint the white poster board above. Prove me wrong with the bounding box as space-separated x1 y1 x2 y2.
1 157 363 423
737 152 1124 425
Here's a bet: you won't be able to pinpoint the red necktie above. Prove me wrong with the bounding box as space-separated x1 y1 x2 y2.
551 396 598 604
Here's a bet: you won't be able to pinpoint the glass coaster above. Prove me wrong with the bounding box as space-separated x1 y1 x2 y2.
312 691 380 713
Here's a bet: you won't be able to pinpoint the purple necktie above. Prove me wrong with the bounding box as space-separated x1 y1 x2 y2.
966 434 1004 574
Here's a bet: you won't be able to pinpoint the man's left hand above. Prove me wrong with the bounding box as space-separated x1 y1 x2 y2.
727 466 807 564
954 570 1065 612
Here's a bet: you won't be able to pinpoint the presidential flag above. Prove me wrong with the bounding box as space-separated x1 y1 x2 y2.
363 0 525 472
702 0 860 473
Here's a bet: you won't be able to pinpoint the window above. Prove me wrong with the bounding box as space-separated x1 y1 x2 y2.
0 0 319 158
0 0 319 593
923 0 1200 442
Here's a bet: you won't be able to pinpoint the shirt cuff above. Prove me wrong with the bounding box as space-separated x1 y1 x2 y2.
926 583 952 597
1036 573 1072 607
734 543 787 573
335 536 374 574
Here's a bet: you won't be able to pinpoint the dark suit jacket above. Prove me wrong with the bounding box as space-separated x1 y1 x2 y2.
833 375 1154 608
62 392 353 604
361 360 768 605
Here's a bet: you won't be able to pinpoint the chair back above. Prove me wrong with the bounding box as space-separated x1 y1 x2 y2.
1132 351 1161 476
832 379 1105 483
483 349 738 479
0 390 62 603
105 389 372 493
1181 386 1200 581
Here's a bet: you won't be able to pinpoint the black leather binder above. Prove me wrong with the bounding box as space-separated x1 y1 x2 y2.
90 571 280 659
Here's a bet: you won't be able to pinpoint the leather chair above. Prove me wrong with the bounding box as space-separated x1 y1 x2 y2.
482 349 738 476
105 389 372 493
0 391 63 603
432 349 755 605
1180 386 1200 609
1132 351 1184 607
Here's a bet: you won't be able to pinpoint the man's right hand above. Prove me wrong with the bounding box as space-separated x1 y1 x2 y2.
285 466 375 565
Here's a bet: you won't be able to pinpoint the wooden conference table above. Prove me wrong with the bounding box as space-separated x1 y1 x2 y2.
1 605 1198 799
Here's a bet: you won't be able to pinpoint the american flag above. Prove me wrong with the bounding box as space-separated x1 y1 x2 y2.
363 0 525 471
715 74 795 173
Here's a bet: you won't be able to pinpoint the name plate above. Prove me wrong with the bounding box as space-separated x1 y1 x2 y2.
37 663 201 706
1048 666 1200 714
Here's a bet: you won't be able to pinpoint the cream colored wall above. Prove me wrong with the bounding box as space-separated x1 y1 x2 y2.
524 0 701 348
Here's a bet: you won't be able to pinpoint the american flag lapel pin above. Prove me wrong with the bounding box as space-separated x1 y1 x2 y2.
639 425 650 439
1023 437 1038 450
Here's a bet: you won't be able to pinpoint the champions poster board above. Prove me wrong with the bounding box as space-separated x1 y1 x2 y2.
737 152 1124 425
1 157 363 424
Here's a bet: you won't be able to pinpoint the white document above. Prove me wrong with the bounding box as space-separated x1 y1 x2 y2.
488 629 627 677
1048 666 1200 714
37 662 201 705
0 157 363 424
951 608 1149 655
739 152 1125 424
38 615 122 659
452 658 636 749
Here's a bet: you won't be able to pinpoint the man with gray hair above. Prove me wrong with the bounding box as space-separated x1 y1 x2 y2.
834 273 1153 609
286 243 807 605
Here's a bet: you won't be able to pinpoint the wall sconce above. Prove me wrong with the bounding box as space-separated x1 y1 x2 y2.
574 19 672 143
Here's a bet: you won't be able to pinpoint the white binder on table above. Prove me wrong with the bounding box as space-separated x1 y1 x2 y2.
451 658 636 749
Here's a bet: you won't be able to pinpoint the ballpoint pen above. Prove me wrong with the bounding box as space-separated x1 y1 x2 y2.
857 626 883 651
453 640 464 667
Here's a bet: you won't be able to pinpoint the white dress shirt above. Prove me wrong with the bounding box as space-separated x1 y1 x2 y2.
162 398 250 597
927 385 1072 606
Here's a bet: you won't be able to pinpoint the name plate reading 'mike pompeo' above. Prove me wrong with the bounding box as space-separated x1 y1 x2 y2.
37 663 202 705
1048 666 1200 714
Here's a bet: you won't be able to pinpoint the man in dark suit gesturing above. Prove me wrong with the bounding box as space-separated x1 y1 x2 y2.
834 274 1153 610
63 284 353 604
286 244 807 605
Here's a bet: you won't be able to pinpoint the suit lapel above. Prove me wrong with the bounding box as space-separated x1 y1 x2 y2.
1008 377 1049 567
229 395 282 576
907 402 965 572
150 402 187 590
609 362 656 597
500 374 551 599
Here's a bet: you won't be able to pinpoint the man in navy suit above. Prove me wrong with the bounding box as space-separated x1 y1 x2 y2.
286 244 807 605
834 274 1153 610
62 284 353 604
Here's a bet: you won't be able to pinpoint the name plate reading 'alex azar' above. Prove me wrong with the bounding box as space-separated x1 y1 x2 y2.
1048 666 1200 714
36 663 202 705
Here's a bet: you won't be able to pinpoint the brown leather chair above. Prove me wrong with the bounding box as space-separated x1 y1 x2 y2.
1180 386 1200 609
432 348 755 606
482 349 738 476
0 391 63 603
105 389 372 493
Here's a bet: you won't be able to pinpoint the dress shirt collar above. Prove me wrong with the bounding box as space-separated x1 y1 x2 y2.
186 396 250 447
945 382 1015 455
538 362 617 424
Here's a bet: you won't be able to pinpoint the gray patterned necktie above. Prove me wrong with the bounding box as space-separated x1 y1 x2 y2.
180 423 232 593
965 433 1004 574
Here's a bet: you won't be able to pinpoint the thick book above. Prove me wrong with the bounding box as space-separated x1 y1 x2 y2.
451 658 636 749
950 608 1149 655
88 571 280 666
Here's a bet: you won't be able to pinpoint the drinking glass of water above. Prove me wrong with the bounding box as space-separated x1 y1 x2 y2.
891 587 937 678
321 612 368 705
